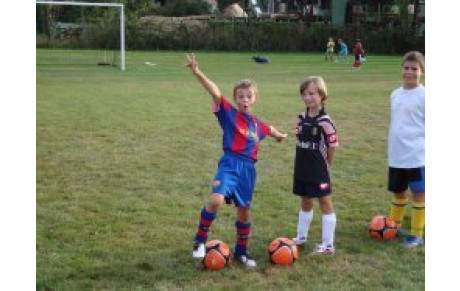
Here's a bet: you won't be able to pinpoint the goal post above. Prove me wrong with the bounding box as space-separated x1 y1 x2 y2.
36 1 125 71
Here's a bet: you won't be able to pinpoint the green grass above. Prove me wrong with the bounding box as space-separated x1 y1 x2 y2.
36 50 424 290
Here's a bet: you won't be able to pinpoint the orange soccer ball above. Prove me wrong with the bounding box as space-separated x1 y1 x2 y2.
267 237 299 266
202 240 231 270
368 215 398 241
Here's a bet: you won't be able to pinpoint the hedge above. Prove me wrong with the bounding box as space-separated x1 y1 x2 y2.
36 18 424 54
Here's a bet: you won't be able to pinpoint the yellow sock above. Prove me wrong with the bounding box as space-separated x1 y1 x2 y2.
411 201 425 238
389 197 408 228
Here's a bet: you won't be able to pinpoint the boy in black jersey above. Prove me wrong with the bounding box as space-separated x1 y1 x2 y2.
292 76 339 255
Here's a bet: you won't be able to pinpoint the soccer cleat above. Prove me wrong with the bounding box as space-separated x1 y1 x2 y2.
292 236 307 246
192 242 205 259
403 235 424 248
234 253 257 269
312 244 335 255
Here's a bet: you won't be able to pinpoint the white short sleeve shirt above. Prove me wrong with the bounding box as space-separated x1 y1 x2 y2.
388 85 425 168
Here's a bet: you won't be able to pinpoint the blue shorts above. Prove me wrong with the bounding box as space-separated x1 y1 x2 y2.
211 152 256 209
388 167 425 193
339 49 348 56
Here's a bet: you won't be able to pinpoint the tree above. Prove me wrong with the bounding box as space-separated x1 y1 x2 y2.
158 0 212 17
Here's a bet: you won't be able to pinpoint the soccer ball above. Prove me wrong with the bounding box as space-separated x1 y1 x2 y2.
267 237 298 266
368 215 398 241
202 240 231 270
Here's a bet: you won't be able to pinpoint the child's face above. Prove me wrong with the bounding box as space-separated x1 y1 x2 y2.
235 87 257 114
402 61 423 89
301 83 323 110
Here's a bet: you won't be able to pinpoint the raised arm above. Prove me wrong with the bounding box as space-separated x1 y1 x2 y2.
186 53 222 107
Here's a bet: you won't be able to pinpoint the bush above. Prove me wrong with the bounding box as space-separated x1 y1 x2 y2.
36 18 424 54
159 0 211 17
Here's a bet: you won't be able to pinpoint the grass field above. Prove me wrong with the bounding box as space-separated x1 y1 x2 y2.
36 50 424 290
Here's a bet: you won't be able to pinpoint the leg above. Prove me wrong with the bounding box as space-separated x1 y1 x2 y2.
388 167 409 229
410 191 425 238
319 195 336 247
234 207 257 268
206 193 225 213
403 191 425 247
192 193 224 258
195 193 224 243
235 207 251 255
295 197 314 245
389 191 409 228
408 167 425 240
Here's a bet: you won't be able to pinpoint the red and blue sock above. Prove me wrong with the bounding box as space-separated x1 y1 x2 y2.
235 220 251 255
194 207 216 243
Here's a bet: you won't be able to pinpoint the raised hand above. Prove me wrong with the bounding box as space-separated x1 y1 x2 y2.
186 53 198 73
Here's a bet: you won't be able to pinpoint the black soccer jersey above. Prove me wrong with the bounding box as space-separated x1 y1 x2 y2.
294 108 339 183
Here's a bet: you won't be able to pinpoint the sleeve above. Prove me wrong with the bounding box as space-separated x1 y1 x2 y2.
212 96 232 112
257 118 271 141
212 96 234 119
321 120 339 148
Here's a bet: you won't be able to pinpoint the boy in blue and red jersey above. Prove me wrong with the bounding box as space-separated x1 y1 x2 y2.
186 53 287 268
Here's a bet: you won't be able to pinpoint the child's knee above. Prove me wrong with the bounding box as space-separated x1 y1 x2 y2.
394 192 407 199
319 196 334 214
207 194 225 212
412 191 425 202
237 208 251 223
301 198 313 211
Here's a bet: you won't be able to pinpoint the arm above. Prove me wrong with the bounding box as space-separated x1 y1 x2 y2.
327 148 335 166
269 126 287 143
186 53 222 107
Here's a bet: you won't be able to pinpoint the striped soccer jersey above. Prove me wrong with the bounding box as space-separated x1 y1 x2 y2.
294 108 339 183
213 97 271 161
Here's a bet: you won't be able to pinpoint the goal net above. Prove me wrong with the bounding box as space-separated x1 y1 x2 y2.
36 1 125 71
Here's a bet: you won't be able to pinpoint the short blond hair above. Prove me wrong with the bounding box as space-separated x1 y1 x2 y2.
402 51 425 72
299 76 328 105
233 79 259 99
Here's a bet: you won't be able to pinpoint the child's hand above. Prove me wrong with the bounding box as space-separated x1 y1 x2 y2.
275 133 287 143
269 126 287 143
186 53 198 73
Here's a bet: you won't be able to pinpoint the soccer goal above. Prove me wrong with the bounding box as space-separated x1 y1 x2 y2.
36 1 125 71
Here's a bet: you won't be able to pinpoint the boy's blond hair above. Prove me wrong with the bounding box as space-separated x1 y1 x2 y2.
402 51 425 72
299 76 329 105
233 79 259 99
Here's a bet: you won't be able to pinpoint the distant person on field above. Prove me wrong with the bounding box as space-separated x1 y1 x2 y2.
186 53 287 268
325 37 335 61
337 39 348 63
292 76 339 255
352 39 364 69
387 51 425 247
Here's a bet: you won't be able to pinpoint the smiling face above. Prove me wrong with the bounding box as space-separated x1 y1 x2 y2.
234 87 257 114
402 60 423 89
299 77 328 113
301 83 323 111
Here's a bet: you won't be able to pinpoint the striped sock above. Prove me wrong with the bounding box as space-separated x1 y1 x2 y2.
389 197 409 228
235 220 251 256
411 201 425 238
194 207 216 243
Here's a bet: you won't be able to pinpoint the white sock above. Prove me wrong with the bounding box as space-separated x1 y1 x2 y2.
297 209 313 239
322 213 336 247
